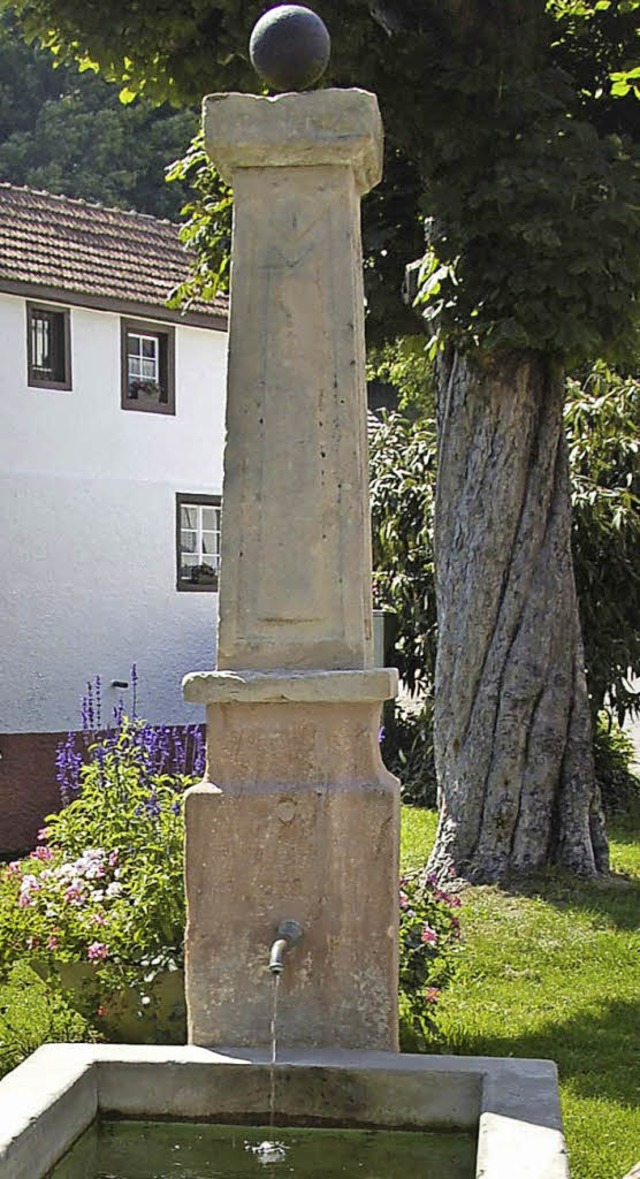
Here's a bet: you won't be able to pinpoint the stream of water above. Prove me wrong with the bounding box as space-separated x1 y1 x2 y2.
248 973 288 1163
270 971 280 1131
244 973 287 1165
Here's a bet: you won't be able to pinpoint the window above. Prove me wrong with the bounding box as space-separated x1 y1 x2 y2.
176 494 222 591
26 303 71 390
121 319 175 414
128 332 159 385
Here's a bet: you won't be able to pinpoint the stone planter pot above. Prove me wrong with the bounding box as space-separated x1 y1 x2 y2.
32 961 186 1045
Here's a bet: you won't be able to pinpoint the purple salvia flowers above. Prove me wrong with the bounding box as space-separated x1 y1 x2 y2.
187 725 205 777
173 727 185 773
131 662 138 719
56 667 202 809
145 792 161 819
80 687 90 732
55 735 83 805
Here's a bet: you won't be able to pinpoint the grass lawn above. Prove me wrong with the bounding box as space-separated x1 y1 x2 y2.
400 807 640 1179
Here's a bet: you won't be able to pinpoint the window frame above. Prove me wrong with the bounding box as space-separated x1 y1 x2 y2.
120 318 175 415
127 330 160 385
176 492 222 593
26 301 72 391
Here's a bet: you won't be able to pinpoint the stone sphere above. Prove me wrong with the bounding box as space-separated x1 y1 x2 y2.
249 5 331 92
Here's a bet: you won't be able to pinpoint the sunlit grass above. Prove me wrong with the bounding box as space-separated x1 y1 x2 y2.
399 806 438 871
400 807 640 1179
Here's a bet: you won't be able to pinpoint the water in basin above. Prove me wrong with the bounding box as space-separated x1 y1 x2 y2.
49 1120 476 1178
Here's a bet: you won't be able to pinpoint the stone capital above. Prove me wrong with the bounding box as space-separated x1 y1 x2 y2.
182 667 398 706
203 88 383 194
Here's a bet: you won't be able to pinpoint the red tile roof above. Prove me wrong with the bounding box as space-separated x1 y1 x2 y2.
0 183 228 321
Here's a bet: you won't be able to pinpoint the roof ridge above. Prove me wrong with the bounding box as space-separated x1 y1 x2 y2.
0 181 228 318
0 181 178 229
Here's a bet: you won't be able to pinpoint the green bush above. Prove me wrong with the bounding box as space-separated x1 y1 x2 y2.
594 712 640 816
0 960 98 1080
566 364 640 722
381 698 437 809
370 412 437 696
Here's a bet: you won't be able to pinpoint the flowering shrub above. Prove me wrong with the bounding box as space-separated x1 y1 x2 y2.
0 705 204 1003
398 869 462 1050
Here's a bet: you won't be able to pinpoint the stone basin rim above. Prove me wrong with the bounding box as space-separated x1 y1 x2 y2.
0 1045 569 1179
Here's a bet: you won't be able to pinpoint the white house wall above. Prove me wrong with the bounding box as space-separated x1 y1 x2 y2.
0 292 227 734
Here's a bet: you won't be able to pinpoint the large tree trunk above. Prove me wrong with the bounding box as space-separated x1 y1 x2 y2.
427 350 608 883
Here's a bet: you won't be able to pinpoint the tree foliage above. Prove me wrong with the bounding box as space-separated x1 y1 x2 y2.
8 0 639 363
548 0 640 103
366 334 436 416
399 0 640 362
165 133 232 307
0 11 198 218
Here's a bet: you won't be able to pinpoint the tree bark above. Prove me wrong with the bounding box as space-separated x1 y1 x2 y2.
428 350 609 882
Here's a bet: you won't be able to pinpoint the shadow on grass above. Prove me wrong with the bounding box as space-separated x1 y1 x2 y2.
496 867 640 932
607 811 640 847
446 998 640 1107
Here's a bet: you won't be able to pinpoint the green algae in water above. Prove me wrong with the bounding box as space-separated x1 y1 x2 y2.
50 1121 476 1179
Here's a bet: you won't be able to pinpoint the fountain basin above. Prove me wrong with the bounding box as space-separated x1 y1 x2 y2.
50 1119 477 1178
0 1044 569 1178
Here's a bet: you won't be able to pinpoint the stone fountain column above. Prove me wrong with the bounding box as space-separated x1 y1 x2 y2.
183 87 399 1052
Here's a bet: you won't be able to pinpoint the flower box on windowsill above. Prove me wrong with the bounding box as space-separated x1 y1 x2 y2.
179 564 219 592
127 379 163 401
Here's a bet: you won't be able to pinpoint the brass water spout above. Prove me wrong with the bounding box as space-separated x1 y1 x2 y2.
269 920 303 975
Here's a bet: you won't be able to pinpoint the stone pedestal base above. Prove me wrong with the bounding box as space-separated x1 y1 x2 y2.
183 669 399 1051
